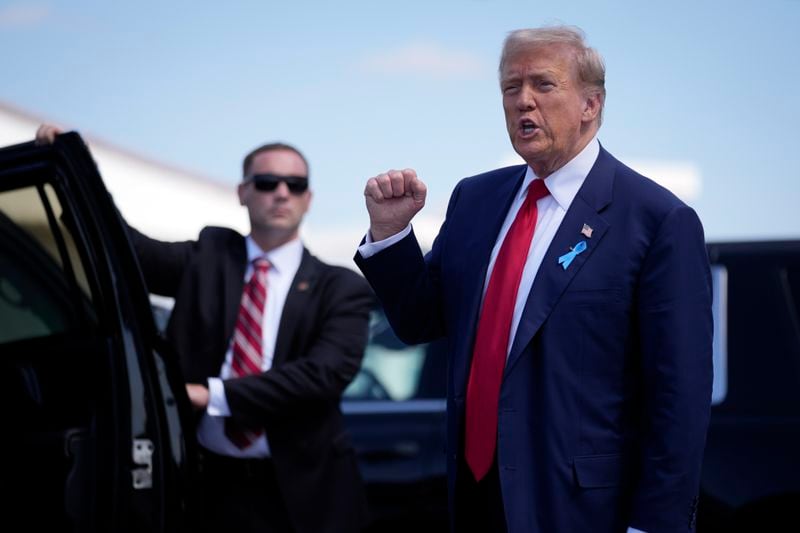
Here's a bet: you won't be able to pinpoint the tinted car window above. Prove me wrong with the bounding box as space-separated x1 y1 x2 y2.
344 309 446 401
1 180 104 530
0 183 96 343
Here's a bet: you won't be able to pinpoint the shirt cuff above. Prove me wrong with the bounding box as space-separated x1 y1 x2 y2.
206 377 231 417
357 224 412 259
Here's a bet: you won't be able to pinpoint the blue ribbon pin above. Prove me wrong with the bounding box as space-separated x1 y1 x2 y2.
558 241 587 270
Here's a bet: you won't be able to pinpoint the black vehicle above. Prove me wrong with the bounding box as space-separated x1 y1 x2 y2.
342 316 449 532
697 241 800 531
0 134 196 532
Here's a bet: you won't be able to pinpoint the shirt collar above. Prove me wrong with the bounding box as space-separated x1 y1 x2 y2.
245 236 304 275
520 136 600 211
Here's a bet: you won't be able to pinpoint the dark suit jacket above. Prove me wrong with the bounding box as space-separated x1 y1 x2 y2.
131 225 372 533
355 146 713 533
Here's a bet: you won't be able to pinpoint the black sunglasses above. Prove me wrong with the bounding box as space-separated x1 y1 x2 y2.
246 173 309 194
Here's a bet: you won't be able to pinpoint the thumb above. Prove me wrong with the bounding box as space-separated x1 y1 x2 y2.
403 168 427 206
410 176 427 205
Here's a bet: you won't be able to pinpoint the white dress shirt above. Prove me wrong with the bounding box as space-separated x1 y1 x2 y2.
198 236 304 458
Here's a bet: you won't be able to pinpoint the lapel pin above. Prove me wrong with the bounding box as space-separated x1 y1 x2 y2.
558 240 587 270
581 223 594 239
297 281 310 292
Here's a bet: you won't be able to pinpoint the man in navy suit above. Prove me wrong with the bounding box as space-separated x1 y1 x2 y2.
355 25 712 532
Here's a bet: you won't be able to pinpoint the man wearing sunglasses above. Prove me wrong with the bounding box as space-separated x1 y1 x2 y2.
35 125 373 533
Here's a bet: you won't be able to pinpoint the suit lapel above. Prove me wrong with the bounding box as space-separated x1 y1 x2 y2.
453 166 528 396
504 147 617 375
272 249 318 367
462 166 528 273
215 233 248 372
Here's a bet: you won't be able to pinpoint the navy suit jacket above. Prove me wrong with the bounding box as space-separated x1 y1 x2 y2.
355 146 713 533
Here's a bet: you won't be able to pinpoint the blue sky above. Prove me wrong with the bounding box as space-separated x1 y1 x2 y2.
1 0 799 242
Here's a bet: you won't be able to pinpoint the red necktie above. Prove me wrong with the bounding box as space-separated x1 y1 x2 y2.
225 257 270 449
465 179 550 481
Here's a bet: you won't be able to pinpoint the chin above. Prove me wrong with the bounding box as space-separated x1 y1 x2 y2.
266 221 291 231
514 138 542 154
269 221 300 233
514 149 543 166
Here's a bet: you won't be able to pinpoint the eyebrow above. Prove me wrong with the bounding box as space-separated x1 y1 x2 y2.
502 68 564 84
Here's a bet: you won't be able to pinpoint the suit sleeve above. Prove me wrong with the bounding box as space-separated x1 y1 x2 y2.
125 224 195 297
223 269 374 423
629 204 713 532
353 181 463 345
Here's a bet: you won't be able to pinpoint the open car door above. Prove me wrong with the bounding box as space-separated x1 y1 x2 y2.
0 133 196 532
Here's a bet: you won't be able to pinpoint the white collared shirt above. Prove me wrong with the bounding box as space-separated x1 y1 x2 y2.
485 137 599 354
198 236 304 458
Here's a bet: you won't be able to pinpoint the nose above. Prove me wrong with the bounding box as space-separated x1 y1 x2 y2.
273 180 291 199
516 85 536 111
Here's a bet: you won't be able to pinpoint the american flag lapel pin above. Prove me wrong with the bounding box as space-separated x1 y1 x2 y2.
581 223 594 239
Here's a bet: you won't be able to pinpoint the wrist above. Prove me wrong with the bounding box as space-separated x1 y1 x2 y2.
369 223 406 242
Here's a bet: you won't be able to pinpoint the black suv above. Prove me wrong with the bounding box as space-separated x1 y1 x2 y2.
697 241 800 531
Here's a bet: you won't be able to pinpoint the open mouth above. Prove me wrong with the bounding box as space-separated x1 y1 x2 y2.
520 119 539 136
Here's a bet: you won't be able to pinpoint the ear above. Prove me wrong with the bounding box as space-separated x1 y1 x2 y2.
581 92 603 123
237 182 247 206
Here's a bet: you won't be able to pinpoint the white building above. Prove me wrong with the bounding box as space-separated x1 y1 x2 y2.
0 102 249 244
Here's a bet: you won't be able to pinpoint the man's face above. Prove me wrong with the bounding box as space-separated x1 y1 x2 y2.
501 44 598 176
238 149 311 237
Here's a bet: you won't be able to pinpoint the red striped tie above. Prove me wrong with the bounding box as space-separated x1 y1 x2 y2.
225 257 270 449
465 179 550 481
